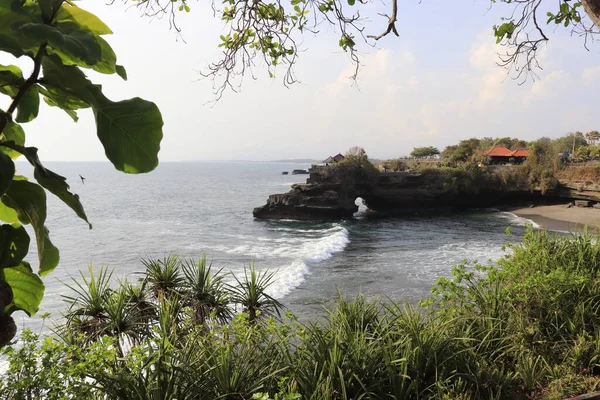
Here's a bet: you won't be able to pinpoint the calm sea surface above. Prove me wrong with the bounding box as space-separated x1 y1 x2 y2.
13 161 539 333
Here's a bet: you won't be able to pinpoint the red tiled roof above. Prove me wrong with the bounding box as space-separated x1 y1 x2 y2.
485 146 513 157
485 146 530 158
511 149 530 157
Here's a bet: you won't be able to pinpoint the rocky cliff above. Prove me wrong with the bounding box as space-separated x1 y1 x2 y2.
253 167 600 220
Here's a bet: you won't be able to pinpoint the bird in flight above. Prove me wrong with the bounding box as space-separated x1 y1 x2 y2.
79 175 85 184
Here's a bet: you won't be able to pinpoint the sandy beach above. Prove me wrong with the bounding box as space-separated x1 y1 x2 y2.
509 204 600 232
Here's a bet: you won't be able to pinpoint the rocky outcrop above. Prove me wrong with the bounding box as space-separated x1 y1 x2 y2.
253 168 600 220
252 183 358 220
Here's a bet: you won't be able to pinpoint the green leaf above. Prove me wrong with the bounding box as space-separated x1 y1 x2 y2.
90 35 118 75
18 23 102 66
39 55 92 120
0 121 26 159
0 223 29 269
39 86 88 122
0 142 91 228
0 64 24 97
115 64 127 80
54 3 113 35
347 0 355 5
38 0 54 22
15 84 40 123
2 180 59 276
0 6 39 57
0 200 18 224
88 86 163 173
34 164 92 229
41 54 92 91
4 263 44 316
0 151 14 196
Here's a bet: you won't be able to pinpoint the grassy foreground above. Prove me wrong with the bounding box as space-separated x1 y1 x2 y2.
3 228 600 399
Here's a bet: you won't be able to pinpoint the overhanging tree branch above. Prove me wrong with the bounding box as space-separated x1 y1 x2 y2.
0 45 46 135
366 0 398 40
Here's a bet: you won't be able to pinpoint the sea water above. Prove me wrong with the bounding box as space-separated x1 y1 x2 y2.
11 161 540 332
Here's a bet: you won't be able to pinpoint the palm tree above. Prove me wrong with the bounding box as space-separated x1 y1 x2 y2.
230 264 283 323
181 256 232 327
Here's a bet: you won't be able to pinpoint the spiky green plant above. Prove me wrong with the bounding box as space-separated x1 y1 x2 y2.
181 255 232 326
60 265 113 344
142 255 184 302
230 264 283 323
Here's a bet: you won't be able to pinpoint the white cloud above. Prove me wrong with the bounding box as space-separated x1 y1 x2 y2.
582 66 600 83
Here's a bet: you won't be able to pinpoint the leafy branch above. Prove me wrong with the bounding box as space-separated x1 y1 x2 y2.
0 0 164 346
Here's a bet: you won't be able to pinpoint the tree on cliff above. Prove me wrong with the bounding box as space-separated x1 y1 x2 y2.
585 131 600 145
553 132 588 154
334 146 379 182
121 0 600 96
441 139 482 164
410 147 440 159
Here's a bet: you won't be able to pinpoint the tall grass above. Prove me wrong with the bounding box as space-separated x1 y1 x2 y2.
4 228 600 399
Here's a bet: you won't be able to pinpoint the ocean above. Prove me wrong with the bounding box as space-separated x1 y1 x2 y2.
12 161 539 333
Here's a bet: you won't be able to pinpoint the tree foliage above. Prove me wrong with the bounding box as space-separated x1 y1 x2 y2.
410 146 439 159
0 0 164 346
585 130 600 145
553 131 588 153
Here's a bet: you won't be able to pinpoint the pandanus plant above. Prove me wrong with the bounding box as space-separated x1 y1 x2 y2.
230 263 283 324
181 256 232 327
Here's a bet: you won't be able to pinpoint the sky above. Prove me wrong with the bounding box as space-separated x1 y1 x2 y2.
2 0 600 162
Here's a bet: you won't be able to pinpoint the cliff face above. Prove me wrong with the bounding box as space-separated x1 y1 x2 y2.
252 183 358 220
253 169 600 220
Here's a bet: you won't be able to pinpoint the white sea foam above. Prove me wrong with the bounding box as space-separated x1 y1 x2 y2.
269 260 311 299
191 226 350 299
495 212 541 229
219 226 349 299
268 226 350 298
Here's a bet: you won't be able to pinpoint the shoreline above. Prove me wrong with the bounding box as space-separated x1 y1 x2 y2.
506 204 600 233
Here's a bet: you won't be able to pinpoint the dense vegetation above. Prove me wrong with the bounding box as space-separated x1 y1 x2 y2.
0 1 163 346
3 228 600 399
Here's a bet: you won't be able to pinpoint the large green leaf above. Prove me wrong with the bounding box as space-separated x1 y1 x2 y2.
89 86 163 173
34 165 92 229
0 151 14 196
37 0 54 22
41 54 92 90
0 64 24 97
0 9 33 57
15 84 40 123
0 142 91 228
39 56 92 121
2 180 59 276
0 223 29 269
18 23 102 66
0 121 25 159
0 200 18 224
90 36 118 75
54 3 113 35
0 1 43 56
3 263 44 316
